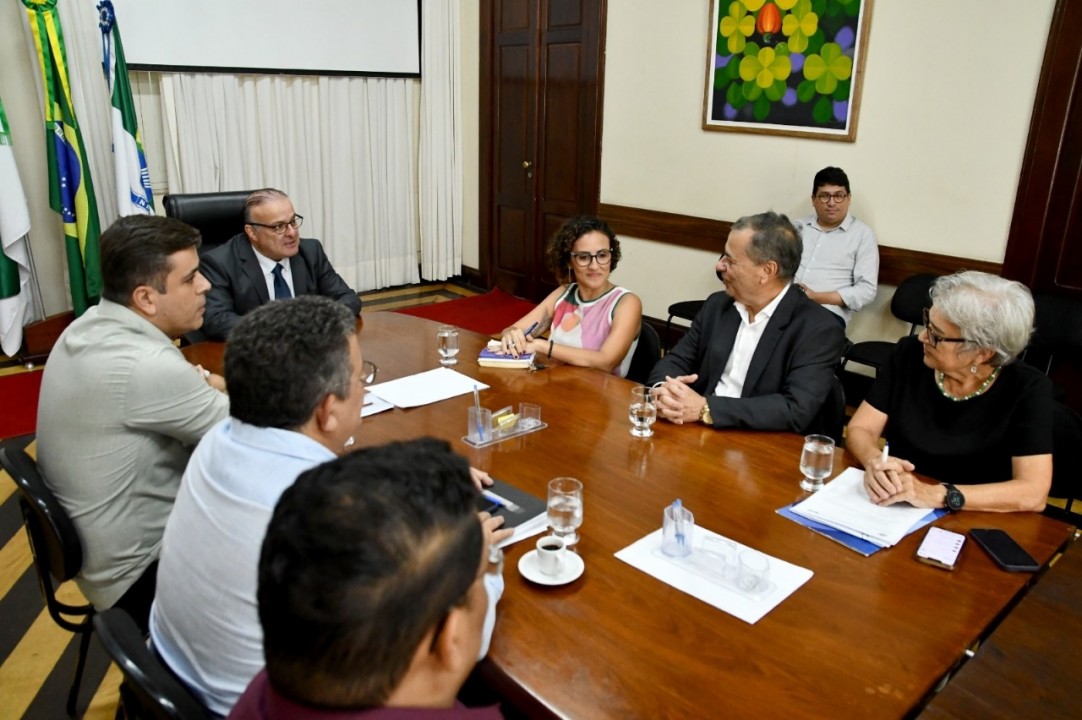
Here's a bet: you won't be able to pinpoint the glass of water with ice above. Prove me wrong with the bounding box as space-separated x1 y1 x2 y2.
799 434 835 492
547 477 583 548
629 386 657 438
436 325 459 366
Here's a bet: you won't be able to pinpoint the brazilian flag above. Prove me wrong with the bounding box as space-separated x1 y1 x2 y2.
23 0 102 316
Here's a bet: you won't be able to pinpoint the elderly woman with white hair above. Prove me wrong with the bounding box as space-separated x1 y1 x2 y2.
847 271 1053 513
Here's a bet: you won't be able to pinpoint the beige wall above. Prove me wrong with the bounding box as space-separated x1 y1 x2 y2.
459 0 1056 343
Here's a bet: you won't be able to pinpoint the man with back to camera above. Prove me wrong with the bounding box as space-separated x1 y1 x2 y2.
648 211 845 433
793 166 879 326
36 215 229 631
229 438 506 719
150 296 510 715
199 188 361 340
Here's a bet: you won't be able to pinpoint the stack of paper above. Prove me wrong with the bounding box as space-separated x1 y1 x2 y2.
788 467 939 549
367 368 489 408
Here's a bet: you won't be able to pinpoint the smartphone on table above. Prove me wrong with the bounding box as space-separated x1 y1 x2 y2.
969 528 1040 572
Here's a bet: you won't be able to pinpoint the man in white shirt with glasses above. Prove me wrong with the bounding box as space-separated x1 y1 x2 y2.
794 166 879 327
200 188 361 340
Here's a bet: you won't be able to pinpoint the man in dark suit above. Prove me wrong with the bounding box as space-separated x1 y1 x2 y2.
200 188 361 340
648 211 844 433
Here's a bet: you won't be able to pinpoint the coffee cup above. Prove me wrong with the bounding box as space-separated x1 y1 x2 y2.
535 535 567 576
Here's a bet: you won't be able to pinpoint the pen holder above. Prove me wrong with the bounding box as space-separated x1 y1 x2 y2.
661 504 694 557
467 407 493 444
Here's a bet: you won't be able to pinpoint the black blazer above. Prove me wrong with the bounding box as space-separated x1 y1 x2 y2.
199 234 361 340
648 286 844 432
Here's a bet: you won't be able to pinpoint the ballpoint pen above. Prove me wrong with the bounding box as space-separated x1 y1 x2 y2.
473 385 485 441
672 498 686 549
522 321 539 338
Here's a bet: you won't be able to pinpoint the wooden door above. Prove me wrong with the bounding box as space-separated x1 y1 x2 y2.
480 0 606 302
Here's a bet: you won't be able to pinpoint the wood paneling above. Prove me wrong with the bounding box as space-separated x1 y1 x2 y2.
600 203 1002 285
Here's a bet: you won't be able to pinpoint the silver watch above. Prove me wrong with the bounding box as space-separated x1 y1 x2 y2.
488 544 504 573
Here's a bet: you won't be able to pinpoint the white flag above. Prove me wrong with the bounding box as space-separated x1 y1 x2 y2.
0 94 33 357
99 1 154 216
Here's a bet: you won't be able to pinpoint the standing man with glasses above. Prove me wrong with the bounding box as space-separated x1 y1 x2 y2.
794 167 879 326
200 188 361 340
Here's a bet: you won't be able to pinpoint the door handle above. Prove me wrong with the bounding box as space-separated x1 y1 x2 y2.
522 160 533 169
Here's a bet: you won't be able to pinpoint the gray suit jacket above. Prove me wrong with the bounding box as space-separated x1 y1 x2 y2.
199 234 361 340
648 286 844 432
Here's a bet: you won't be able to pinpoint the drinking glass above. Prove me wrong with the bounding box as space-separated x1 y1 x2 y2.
799 434 835 492
436 325 459 366
547 477 583 548
629 386 657 438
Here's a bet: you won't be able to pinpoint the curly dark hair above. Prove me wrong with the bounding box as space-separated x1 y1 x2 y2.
545 216 621 279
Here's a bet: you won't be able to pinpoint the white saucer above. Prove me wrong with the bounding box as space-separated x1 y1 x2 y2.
518 549 585 586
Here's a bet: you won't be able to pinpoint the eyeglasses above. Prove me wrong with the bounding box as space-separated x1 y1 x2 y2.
922 308 970 348
570 249 612 267
247 214 304 236
360 360 378 385
814 192 849 204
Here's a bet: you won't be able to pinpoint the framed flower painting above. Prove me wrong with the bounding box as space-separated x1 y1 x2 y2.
703 0 873 141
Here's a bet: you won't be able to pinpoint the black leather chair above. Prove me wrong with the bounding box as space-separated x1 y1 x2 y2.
1046 401 1082 519
1023 293 1082 376
840 273 938 377
0 447 94 717
93 608 211 720
806 374 847 445
162 191 252 255
626 321 662 384
665 300 705 351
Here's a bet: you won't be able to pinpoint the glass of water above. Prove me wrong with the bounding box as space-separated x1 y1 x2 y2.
436 325 459 366
629 386 657 438
547 477 583 548
799 434 835 492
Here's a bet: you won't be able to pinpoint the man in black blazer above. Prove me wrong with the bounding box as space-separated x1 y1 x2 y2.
199 188 362 340
648 211 844 433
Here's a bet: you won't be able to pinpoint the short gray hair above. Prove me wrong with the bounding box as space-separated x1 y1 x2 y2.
931 271 1034 366
731 211 802 280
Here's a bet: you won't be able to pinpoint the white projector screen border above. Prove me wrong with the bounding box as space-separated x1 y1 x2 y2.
109 0 421 77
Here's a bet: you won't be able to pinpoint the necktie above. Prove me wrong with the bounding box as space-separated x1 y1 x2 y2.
271 263 291 300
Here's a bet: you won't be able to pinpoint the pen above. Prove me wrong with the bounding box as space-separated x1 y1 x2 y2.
672 498 686 548
482 489 523 513
473 384 485 441
522 321 539 338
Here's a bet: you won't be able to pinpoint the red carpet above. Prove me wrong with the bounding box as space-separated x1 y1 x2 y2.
0 369 43 440
394 288 536 335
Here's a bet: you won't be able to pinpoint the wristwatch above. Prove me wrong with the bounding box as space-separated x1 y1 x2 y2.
942 483 965 512
699 403 713 426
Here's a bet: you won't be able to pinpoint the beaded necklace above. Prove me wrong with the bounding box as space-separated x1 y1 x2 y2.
935 366 1001 402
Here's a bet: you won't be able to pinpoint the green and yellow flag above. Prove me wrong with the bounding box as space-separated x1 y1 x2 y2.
23 0 102 316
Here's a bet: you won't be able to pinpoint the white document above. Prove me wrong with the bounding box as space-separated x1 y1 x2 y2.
361 392 394 418
790 467 933 548
615 528 813 625
367 368 489 408
497 515 549 549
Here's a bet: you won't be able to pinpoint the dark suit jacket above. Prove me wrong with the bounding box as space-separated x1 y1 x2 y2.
199 234 362 340
648 286 844 433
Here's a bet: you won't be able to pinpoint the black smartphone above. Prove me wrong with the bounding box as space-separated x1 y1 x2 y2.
969 528 1040 572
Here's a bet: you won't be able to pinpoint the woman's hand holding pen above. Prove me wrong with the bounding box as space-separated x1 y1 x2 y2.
500 321 539 357
863 445 917 505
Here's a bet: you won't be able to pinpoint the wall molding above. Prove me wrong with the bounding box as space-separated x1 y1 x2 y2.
599 203 1002 286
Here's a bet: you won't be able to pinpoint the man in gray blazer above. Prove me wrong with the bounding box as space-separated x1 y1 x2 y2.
199 188 361 340
648 211 844 433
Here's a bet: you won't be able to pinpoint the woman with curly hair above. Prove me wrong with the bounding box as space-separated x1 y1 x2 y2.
498 216 642 377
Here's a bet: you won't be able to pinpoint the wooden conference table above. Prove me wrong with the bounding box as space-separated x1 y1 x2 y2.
184 312 1076 719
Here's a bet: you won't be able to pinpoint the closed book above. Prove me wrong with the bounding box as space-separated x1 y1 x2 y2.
476 478 546 530
478 347 533 369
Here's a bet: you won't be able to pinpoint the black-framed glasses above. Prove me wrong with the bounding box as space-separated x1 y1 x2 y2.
247 214 304 236
814 192 849 204
922 308 969 348
570 249 612 267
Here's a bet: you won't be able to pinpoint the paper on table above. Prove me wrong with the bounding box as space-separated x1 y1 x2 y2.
361 392 394 418
367 368 489 408
789 467 933 548
615 528 813 624
497 514 549 549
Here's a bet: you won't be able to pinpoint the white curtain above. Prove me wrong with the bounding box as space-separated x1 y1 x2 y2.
419 0 463 280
